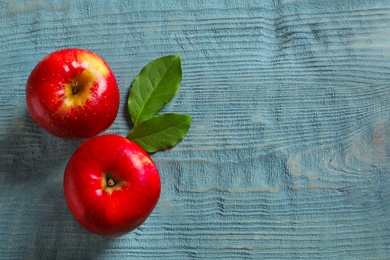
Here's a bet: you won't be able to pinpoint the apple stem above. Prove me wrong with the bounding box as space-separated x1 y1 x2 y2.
72 81 79 94
107 177 115 187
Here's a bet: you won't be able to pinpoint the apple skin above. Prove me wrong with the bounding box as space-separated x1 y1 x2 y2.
64 134 161 237
26 48 119 139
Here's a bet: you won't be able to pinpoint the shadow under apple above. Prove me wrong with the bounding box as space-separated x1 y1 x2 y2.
1 110 81 187
30 186 113 259
0 109 113 258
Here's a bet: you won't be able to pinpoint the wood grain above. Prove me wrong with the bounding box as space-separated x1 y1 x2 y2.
1 0 390 259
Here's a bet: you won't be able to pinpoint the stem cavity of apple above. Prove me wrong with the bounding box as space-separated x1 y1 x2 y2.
101 173 123 194
71 81 79 94
107 177 116 187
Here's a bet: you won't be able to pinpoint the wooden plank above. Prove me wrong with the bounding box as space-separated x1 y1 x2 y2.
1 0 390 259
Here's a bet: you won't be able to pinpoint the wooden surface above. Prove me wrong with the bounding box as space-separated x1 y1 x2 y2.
1 0 390 259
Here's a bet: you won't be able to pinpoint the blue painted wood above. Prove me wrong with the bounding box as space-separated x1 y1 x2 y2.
1 0 390 259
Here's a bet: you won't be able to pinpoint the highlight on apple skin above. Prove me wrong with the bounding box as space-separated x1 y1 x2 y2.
26 48 120 139
63 134 161 237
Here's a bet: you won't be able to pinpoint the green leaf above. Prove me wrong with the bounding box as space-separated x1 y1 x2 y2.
128 54 182 126
126 113 192 153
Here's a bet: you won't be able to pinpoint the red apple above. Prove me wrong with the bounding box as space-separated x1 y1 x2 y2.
26 48 119 139
63 134 161 237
